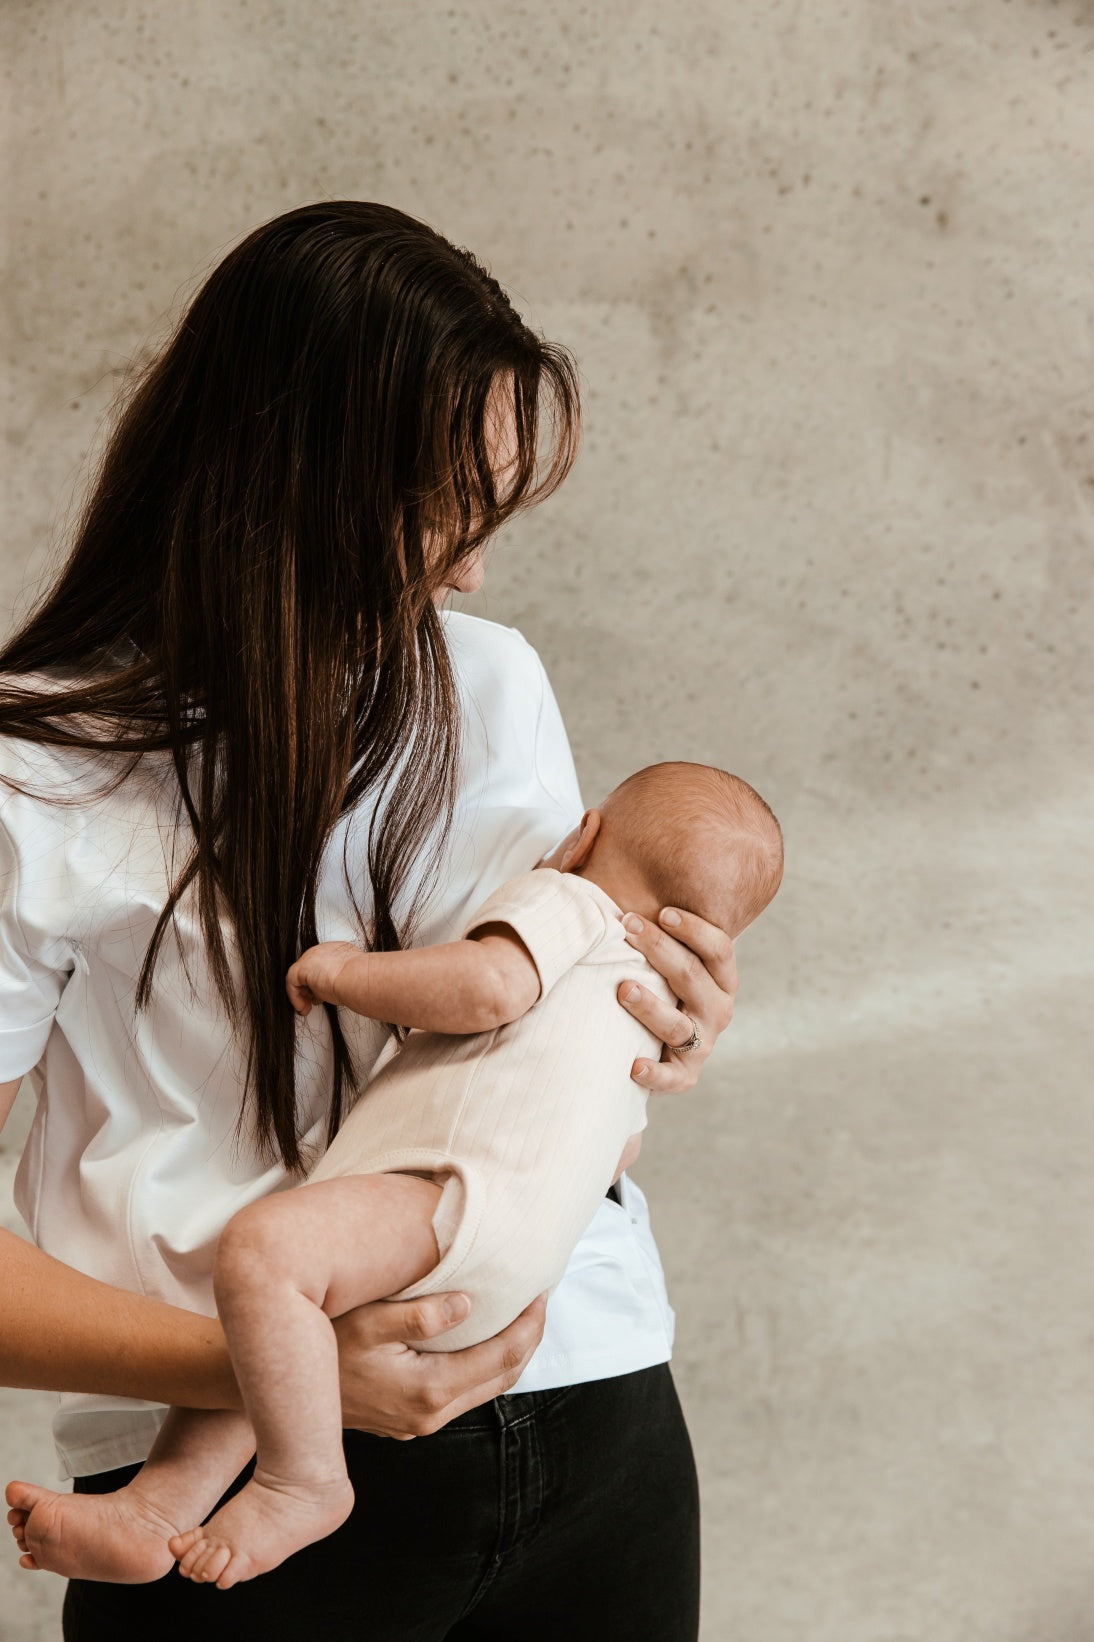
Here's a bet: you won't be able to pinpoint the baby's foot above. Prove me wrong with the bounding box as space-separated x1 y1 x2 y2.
169 1471 353 1589
5 1478 181 1583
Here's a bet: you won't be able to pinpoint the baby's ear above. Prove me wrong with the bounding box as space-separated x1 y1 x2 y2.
562 808 602 871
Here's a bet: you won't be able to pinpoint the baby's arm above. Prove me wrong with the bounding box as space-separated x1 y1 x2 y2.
287 925 540 1035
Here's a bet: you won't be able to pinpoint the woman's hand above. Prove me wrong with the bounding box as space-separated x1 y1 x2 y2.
616 907 738 1093
332 1292 546 1439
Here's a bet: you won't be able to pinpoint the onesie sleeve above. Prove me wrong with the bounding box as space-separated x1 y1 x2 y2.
462 870 609 1000
0 803 71 1081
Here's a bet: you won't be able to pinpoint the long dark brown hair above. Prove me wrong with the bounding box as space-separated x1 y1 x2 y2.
0 202 580 1171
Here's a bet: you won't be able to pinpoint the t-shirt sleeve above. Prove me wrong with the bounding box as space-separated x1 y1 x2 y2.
0 808 70 1081
527 648 583 829
462 871 608 1000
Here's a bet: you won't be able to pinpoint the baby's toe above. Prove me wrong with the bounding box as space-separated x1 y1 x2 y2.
194 1543 232 1585
180 1537 225 1583
168 1526 203 1565
174 1539 208 1580
206 1545 235 1587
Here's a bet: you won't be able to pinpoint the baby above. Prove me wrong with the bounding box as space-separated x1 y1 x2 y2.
7 761 783 1590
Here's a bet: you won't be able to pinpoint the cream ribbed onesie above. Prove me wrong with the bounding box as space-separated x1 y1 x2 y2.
308 868 673 1353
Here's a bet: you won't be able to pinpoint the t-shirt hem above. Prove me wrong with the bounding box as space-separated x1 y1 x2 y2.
508 1335 674 1395
55 1408 168 1483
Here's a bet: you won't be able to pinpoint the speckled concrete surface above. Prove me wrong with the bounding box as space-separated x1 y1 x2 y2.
2 2 1093 1638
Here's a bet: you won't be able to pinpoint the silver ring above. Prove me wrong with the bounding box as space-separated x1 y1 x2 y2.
672 1018 703 1055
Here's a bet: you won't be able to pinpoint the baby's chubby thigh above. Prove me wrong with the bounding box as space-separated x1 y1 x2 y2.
213 1172 444 1320
398 1160 588 1355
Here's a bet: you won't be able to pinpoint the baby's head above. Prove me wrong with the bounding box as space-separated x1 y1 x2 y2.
551 762 783 938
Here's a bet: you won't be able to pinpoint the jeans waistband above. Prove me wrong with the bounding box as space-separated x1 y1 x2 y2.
393 1381 579 1437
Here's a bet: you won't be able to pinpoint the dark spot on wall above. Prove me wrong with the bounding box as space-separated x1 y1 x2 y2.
936 208 950 229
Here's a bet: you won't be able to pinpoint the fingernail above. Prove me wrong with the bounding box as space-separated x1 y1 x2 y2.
633 1063 649 1080
623 914 644 934
442 1294 470 1323
625 984 642 1003
660 908 681 927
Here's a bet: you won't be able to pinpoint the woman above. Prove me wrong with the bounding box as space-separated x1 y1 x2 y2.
0 202 737 1640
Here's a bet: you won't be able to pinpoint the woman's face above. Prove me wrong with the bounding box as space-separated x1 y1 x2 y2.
441 544 486 596
436 381 518 600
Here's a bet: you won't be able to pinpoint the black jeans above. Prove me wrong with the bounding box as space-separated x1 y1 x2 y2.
62 1364 700 1641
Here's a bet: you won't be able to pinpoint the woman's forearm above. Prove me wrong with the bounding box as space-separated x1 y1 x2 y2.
0 1228 241 1410
0 1228 547 1440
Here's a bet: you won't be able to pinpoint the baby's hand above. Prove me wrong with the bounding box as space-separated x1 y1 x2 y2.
286 941 365 1015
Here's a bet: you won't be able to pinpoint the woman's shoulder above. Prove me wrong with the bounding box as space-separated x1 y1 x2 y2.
0 673 86 773
0 736 112 807
0 721 84 798
0 674 166 846
442 610 551 716
0 736 91 892
442 609 543 674
440 611 579 817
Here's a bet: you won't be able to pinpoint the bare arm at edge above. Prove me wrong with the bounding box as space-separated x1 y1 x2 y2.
0 1078 544 1432
0 1076 237 1405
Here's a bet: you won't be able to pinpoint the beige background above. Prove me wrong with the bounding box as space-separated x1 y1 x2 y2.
2 2 1093 1637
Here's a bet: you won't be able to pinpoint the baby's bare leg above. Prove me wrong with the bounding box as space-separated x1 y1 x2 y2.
170 1172 441 1589
6 1408 255 1583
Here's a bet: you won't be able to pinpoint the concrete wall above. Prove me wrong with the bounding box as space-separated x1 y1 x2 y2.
2 2 1093 1636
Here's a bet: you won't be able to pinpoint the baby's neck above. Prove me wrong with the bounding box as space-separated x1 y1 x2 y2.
564 859 663 925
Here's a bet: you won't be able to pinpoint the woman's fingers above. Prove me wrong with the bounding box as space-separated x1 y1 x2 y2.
334 1293 547 1438
658 908 739 999
623 910 738 1015
334 1290 472 1352
617 980 704 1052
617 908 738 1093
617 975 711 1093
628 1051 704 1096
400 1298 548 1432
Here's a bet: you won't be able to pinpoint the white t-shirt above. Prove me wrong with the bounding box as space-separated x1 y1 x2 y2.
0 613 674 1479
